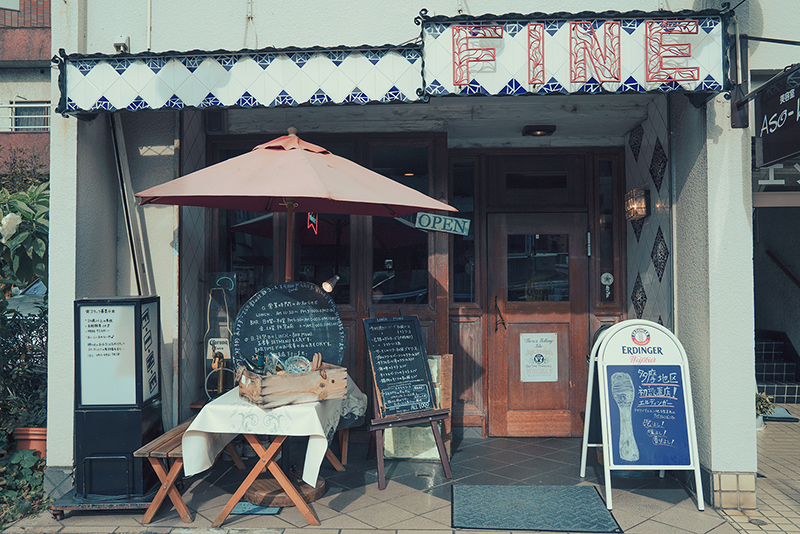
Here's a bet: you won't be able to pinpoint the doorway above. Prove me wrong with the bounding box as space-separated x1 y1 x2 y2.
487 212 589 437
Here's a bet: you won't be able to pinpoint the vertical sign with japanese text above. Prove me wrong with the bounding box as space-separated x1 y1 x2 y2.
755 65 800 167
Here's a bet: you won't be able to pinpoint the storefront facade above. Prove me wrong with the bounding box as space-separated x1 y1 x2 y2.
45 0 794 509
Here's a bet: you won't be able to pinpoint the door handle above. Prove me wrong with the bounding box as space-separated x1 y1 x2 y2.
494 294 507 332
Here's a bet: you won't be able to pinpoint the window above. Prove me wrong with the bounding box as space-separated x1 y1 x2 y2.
11 102 50 132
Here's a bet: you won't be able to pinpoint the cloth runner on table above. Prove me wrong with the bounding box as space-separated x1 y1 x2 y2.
182 376 366 486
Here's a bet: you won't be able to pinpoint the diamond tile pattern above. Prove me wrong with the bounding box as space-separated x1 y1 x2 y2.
61 15 724 113
422 17 723 96
632 273 647 319
63 47 423 112
651 226 669 283
626 96 672 329
629 123 644 161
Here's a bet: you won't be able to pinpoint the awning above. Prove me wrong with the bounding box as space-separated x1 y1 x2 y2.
55 9 727 115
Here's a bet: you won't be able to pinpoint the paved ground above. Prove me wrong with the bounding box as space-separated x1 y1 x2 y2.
719 404 800 533
7 407 800 534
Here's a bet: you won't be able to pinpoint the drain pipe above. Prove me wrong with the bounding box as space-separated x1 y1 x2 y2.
669 94 678 336
146 0 152 50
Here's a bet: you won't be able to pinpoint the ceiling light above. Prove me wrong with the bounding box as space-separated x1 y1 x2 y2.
522 125 556 136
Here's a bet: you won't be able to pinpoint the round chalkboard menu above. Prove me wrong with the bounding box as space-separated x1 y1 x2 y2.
231 282 345 367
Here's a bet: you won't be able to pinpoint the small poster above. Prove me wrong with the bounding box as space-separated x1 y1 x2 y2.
79 304 137 405
520 333 558 382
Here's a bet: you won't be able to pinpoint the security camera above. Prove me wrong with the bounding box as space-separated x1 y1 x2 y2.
114 36 130 54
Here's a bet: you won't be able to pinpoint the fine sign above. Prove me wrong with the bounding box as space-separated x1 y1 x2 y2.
755 64 800 167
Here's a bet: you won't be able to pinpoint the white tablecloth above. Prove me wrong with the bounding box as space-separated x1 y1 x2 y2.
182 376 367 486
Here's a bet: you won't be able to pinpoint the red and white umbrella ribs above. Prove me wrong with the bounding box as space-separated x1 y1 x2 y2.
135 133 456 282
135 134 456 218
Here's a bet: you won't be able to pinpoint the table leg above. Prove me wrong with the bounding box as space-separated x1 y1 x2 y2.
212 436 280 528
325 448 345 472
248 434 321 526
339 428 350 465
226 442 246 470
143 457 192 524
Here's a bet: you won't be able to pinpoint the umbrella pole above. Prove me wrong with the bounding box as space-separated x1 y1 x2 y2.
284 199 296 283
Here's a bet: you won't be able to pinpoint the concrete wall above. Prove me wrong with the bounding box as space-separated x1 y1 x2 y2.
45 0 81 498
114 110 181 424
672 91 756 474
75 0 716 54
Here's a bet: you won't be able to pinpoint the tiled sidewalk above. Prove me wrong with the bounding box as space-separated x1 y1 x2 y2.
719 405 800 533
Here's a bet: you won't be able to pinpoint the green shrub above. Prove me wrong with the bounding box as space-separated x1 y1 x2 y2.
0 306 47 451
0 449 49 526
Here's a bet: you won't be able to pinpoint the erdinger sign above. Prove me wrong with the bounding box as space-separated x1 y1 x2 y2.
580 320 704 511
422 16 724 96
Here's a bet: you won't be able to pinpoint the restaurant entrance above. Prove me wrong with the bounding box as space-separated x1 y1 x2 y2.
487 212 589 437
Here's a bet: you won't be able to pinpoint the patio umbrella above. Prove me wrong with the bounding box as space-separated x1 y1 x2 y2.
135 131 456 282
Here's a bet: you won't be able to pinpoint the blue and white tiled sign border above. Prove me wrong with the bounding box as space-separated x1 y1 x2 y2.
56 12 725 114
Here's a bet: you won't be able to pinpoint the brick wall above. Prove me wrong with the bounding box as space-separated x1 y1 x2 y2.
0 0 50 28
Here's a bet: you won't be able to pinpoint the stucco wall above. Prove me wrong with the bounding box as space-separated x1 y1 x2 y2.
74 1 719 55
673 92 756 473
74 116 117 298
113 110 180 424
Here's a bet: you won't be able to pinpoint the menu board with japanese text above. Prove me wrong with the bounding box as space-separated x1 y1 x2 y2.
78 304 137 406
605 364 690 466
232 282 345 367
364 316 436 418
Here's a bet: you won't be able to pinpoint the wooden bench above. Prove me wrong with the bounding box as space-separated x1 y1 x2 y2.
133 416 245 524
133 417 195 524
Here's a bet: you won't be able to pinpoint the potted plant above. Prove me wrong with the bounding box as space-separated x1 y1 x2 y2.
756 391 775 430
0 304 48 457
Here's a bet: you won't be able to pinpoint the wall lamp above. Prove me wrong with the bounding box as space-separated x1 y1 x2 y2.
522 125 556 136
322 274 340 293
625 188 651 221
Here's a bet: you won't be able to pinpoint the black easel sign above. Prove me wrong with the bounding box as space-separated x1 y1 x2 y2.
363 316 436 418
580 319 704 511
232 282 345 367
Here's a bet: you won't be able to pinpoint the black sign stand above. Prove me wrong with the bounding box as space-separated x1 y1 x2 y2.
363 316 452 489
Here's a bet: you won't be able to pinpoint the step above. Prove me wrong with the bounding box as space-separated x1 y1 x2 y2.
756 340 786 362
756 361 797 382
758 382 800 404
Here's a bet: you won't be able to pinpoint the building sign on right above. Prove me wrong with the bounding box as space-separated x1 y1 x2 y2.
756 65 800 167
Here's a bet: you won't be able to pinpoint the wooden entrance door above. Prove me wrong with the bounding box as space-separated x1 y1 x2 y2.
487 212 589 437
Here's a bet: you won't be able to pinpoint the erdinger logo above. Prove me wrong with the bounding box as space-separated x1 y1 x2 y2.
631 328 650 346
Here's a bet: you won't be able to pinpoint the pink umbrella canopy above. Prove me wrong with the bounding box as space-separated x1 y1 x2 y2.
135 132 456 282
135 134 456 218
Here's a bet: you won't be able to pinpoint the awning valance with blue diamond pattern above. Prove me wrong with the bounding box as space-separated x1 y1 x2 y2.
55 10 726 115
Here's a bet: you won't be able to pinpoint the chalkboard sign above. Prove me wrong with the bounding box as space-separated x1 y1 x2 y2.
580 319 704 510
605 364 690 466
364 316 436 418
231 282 345 367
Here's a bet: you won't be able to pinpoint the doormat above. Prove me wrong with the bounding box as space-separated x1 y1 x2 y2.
231 501 281 515
452 485 621 533
764 407 799 422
